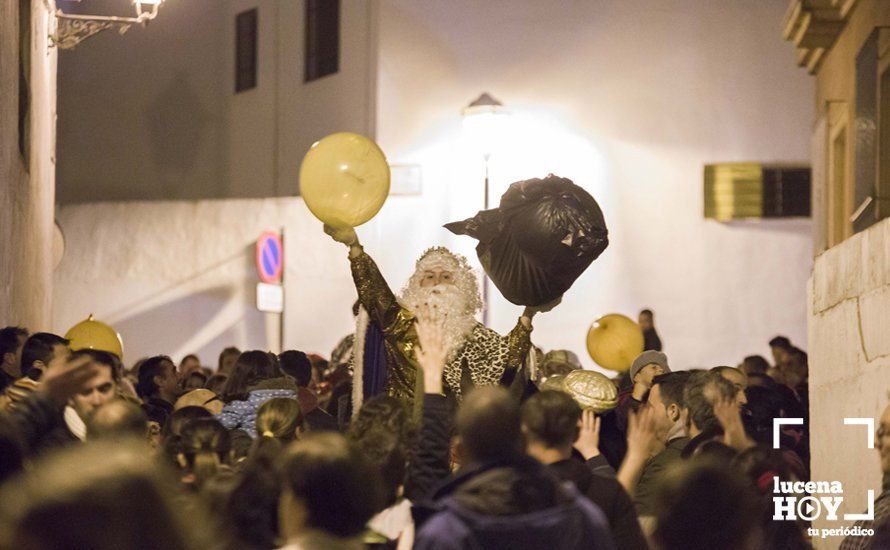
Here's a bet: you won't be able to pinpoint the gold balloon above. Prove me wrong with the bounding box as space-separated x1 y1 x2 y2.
299 132 390 228
65 314 124 359
564 370 618 413
585 313 644 372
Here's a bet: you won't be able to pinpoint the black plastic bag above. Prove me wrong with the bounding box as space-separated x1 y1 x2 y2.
445 174 608 306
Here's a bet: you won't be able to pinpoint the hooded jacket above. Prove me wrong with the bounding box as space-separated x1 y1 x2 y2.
216 377 297 438
413 455 616 550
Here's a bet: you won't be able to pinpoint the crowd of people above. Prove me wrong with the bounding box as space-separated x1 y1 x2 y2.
0 235 885 549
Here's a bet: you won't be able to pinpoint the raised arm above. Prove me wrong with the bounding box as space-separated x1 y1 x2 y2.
325 225 403 331
404 307 453 502
504 297 562 369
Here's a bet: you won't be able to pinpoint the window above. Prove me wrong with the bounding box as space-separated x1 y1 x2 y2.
853 29 878 233
235 9 258 93
305 0 339 82
877 31 890 224
829 122 848 247
762 167 811 218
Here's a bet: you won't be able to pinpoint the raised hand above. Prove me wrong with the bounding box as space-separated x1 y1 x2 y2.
414 305 448 395
627 405 660 459
574 409 601 459
617 405 661 497
714 397 753 451
323 224 358 247
38 354 102 406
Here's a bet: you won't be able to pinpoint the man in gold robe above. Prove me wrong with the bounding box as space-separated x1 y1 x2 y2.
325 225 555 413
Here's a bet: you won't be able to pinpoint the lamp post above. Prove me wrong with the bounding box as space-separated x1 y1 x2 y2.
462 92 509 326
50 0 166 49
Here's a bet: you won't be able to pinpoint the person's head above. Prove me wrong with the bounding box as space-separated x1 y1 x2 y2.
733 444 799 491
217 347 241 375
740 355 769 376
878 402 890 475
347 396 413 508
539 350 582 379
87 399 149 441
0 442 195 550
399 247 481 358
768 336 792 365
178 418 232 489
781 348 808 389
742 386 785 445
178 354 201 376
174 389 223 415
279 350 312 388
652 461 761 550
20 332 69 381
277 432 381 540
222 351 281 401
205 373 228 395
521 390 582 456
630 350 670 387
182 370 208 392
455 387 521 464
711 366 748 405
68 349 121 422
0 326 29 377
256 398 304 443
638 309 654 331
136 355 178 402
348 394 414 445
162 406 213 440
683 371 738 437
647 371 691 441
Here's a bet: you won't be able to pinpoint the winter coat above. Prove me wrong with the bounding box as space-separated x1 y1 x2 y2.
217 378 297 438
9 391 79 457
413 456 616 550
548 458 648 550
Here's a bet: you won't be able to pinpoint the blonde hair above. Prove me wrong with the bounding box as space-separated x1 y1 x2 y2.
255 398 303 442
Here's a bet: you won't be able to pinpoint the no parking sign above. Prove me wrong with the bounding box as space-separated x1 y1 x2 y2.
256 231 283 284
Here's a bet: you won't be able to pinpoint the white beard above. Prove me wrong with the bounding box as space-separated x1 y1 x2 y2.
400 283 477 360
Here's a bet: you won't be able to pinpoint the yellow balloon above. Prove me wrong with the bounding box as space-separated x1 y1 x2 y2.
585 314 644 372
299 132 390 228
65 314 124 359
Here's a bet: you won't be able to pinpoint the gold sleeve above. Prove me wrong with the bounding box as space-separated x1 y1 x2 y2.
349 249 404 334
505 317 533 368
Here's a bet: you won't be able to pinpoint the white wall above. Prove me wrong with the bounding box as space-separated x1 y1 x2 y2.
370 0 815 370
56 0 375 202
53 0 815 371
53 198 355 364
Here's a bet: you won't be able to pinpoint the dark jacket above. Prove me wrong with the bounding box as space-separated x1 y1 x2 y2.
549 458 648 550
405 393 453 502
633 436 690 517
414 456 616 550
408 394 614 550
9 391 78 457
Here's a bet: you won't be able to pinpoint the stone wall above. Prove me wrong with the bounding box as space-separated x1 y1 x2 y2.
809 216 890 548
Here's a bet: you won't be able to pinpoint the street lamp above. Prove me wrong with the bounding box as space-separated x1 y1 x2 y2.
50 0 166 49
462 92 509 326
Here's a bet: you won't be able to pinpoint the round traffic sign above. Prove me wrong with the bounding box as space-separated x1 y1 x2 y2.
256 231 283 284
